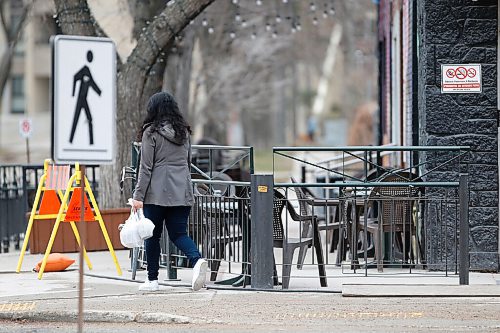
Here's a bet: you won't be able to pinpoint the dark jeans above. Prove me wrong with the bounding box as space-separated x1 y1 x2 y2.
143 204 201 281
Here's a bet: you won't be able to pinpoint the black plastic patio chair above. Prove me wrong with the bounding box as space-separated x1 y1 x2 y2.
272 189 327 289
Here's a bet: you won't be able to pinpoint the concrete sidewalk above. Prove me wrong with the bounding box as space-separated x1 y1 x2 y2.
1 250 499 332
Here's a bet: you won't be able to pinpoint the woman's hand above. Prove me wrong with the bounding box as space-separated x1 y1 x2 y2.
131 199 143 210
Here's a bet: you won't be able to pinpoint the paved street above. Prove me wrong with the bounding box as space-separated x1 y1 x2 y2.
1 293 500 332
1 250 499 332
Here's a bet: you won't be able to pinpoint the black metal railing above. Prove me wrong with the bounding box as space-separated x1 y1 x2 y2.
268 146 471 287
123 143 254 283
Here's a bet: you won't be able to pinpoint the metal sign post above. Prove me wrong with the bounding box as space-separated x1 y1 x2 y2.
51 35 117 333
78 165 86 333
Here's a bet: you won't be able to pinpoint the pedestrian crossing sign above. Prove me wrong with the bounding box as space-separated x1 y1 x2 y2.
51 35 116 164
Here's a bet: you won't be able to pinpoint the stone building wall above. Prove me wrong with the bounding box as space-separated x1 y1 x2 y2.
417 0 498 270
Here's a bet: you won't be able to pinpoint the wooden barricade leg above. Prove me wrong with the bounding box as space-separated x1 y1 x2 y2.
56 189 93 270
37 174 76 280
16 174 46 273
85 177 122 276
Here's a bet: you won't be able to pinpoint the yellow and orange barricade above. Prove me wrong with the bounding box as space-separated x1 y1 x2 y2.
16 159 122 279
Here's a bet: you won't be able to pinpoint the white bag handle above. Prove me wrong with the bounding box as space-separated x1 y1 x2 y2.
126 198 155 240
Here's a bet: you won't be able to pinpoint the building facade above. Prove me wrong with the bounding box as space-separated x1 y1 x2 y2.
0 0 56 163
378 0 499 270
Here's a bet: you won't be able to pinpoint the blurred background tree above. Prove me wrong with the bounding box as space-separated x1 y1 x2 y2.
0 0 377 207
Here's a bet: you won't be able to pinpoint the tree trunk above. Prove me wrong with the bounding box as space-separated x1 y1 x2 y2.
55 0 215 208
127 0 165 42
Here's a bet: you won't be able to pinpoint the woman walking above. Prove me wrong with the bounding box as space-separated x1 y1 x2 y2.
132 91 207 291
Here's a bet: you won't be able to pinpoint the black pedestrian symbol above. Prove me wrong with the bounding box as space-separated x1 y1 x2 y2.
69 50 101 145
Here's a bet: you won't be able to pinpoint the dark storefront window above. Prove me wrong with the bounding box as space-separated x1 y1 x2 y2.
11 76 25 114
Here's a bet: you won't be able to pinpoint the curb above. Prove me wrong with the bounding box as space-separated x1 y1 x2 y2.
0 310 195 324
342 284 500 297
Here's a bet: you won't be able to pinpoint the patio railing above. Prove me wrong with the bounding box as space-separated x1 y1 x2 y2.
266 146 471 287
2 144 473 289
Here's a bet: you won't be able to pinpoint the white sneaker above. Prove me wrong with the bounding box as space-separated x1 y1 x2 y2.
139 280 159 292
191 259 208 291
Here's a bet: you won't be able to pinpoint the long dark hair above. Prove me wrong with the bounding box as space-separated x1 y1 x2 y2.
136 92 192 142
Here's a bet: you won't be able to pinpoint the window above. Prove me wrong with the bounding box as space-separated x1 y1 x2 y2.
10 0 25 55
11 76 25 114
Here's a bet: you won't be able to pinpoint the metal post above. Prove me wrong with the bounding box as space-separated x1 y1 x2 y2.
250 174 274 289
78 165 86 333
459 173 469 285
166 238 178 280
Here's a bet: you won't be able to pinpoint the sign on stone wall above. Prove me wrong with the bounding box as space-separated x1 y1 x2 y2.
441 64 482 93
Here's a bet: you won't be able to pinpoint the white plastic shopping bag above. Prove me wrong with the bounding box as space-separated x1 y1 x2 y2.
119 208 142 248
136 208 155 240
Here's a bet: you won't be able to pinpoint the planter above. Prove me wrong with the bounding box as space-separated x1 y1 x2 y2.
29 208 129 254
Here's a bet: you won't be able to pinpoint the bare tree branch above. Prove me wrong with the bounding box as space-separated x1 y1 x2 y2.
10 0 32 45
53 0 107 37
124 0 214 80
0 0 10 38
127 0 165 41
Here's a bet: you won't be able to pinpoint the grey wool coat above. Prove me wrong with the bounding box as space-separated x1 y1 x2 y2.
133 122 194 207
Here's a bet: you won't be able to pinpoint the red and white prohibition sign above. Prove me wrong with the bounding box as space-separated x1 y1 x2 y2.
441 64 481 93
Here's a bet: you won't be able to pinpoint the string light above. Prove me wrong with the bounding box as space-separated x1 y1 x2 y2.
52 0 338 44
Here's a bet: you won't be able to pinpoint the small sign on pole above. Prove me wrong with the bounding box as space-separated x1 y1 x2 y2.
19 118 32 163
441 64 482 94
19 118 32 138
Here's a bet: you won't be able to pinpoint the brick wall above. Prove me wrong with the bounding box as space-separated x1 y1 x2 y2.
378 0 391 144
402 0 412 148
417 0 498 270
